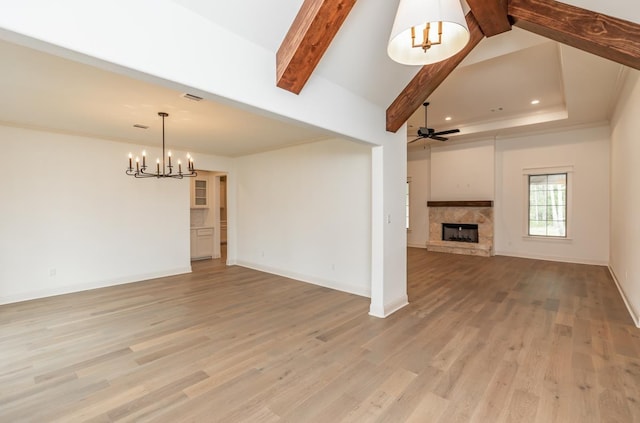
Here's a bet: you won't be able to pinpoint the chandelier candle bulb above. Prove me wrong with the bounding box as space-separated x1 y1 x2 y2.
135 157 140 172
142 150 146 168
178 160 182 174
168 151 172 168
128 153 132 170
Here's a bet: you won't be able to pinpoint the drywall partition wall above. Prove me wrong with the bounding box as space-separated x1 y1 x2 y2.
610 69 640 326
407 148 430 248
382 136 409 315
430 139 495 200
235 138 372 297
0 124 231 304
494 125 610 265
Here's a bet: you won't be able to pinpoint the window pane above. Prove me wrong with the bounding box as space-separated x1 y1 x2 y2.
531 205 546 221
529 175 547 190
547 205 565 221
548 189 565 206
547 221 566 236
528 172 567 237
529 221 547 236
548 173 566 186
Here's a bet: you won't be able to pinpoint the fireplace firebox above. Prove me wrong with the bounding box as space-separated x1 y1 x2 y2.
442 223 479 243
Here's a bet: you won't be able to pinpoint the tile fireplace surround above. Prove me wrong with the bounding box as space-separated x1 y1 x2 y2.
427 201 494 257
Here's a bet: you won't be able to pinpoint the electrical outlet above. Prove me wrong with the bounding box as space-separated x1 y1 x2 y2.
49 268 56 277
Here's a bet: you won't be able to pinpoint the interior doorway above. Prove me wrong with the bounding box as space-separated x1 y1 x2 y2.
189 171 228 262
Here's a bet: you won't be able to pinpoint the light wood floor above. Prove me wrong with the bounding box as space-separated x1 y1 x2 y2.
1 249 639 422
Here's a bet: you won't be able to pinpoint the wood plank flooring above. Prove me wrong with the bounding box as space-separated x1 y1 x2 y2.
1 249 639 422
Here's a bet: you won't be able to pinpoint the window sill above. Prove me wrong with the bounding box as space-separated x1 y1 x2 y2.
522 235 573 243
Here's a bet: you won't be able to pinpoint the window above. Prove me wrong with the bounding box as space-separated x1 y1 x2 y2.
528 173 567 237
406 179 410 230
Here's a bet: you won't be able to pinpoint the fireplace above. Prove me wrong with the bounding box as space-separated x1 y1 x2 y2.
426 200 494 257
442 223 478 243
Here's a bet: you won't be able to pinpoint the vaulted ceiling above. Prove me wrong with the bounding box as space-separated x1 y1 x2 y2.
0 0 638 156
275 0 639 140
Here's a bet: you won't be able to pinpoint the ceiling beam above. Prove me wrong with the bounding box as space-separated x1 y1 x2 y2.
467 0 512 37
508 0 640 71
386 13 484 133
276 0 357 94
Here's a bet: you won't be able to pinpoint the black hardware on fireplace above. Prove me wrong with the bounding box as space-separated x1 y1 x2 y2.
442 223 479 243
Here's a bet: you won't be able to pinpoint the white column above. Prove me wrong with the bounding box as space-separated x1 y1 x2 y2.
370 134 408 318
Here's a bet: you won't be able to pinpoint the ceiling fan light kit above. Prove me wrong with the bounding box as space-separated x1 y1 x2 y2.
388 0 470 65
126 112 197 179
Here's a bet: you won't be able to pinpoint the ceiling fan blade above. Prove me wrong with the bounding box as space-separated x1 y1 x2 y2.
431 136 449 141
432 128 460 136
407 136 425 144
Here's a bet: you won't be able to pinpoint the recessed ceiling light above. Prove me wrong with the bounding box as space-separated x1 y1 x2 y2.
531 99 540 105
445 116 452 121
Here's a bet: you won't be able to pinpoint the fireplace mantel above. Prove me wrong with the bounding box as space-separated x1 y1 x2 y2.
427 200 493 208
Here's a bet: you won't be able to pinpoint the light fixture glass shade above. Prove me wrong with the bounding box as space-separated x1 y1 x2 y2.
388 0 470 65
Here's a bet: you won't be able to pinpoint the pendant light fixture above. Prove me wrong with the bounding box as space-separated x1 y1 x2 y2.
126 112 197 179
388 0 470 66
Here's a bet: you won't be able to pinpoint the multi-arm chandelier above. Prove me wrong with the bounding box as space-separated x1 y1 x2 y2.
126 112 197 179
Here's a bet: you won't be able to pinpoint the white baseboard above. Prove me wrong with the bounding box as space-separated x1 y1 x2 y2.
0 266 193 305
608 266 640 328
234 260 371 298
494 250 608 266
369 295 409 318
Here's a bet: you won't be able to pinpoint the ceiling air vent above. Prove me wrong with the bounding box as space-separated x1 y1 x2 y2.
182 93 203 102
133 124 149 129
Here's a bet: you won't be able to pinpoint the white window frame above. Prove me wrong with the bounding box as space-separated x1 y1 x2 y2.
522 165 573 241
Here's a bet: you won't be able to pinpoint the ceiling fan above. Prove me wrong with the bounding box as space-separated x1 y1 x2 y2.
408 102 460 143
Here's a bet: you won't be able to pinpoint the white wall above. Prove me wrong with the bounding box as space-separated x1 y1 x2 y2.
494 125 610 264
234 138 372 297
610 69 640 326
0 124 232 304
430 139 495 200
407 149 430 248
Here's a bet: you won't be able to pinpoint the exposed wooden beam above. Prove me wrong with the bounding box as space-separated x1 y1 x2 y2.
386 13 484 133
467 0 512 37
276 0 357 94
508 0 640 71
